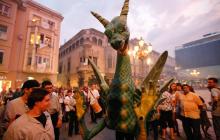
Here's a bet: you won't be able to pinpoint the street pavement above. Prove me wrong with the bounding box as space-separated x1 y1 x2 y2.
60 89 216 140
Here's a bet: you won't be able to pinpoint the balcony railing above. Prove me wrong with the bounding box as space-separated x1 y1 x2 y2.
28 20 55 31
24 63 52 74
77 64 92 72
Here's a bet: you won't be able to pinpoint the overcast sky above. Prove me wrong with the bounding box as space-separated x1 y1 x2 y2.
37 0 220 57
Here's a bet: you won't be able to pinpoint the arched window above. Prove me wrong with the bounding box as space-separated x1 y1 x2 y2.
92 37 97 45
71 43 75 50
80 38 84 45
98 39 102 46
76 40 79 46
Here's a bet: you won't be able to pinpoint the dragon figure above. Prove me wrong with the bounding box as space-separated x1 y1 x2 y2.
75 0 173 140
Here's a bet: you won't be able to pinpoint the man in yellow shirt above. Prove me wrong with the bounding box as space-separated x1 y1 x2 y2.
175 84 203 140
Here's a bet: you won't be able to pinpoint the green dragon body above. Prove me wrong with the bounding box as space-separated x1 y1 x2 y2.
75 0 173 139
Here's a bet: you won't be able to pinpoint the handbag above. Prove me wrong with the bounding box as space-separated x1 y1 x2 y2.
89 90 102 113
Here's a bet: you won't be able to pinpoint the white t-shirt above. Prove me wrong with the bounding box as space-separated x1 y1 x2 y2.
52 92 58 97
64 96 76 112
88 89 100 105
211 88 220 116
58 96 64 104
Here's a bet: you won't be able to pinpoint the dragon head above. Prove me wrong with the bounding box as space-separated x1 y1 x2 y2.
91 0 130 53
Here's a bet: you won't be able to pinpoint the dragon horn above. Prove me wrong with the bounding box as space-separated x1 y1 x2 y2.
91 11 110 27
120 0 129 19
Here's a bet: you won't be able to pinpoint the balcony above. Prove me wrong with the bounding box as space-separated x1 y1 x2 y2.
77 64 92 73
28 20 55 31
24 63 53 74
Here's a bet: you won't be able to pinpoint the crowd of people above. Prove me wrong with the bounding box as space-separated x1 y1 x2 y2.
0 80 104 140
146 77 220 140
0 77 219 140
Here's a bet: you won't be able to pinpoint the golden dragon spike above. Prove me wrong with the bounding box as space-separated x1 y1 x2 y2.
120 0 129 18
91 11 110 27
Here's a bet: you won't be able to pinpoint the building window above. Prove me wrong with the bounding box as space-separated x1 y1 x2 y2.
58 63 62 73
43 58 47 63
45 36 51 47
30 33 41 45
32 15 41 23
41 19 54 30
38 56 42 64
76 40 79 46
40 34 44 44
48 20 54 30
93 57 97 65
69 46 72 52
0 2 10 17
108 55 112 68
72 43 75 49
98 39 102 46
92 37 97 44
0 24 7 40
27 57 32 65
80 38 84 45
67 58 71 73
80 57 85 63
0 51 4 64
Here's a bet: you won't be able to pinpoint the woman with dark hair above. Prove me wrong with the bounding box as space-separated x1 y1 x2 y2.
158 86 175 139
169 83 181 137
3 88 54 140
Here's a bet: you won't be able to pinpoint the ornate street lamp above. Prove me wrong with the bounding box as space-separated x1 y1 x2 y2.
190 69 200 77
128 37 153 82
135 37 152 60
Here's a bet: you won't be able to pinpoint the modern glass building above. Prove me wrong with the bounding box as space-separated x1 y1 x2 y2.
175 32 220 85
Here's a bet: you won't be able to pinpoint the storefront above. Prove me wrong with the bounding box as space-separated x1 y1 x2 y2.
0 75 11 92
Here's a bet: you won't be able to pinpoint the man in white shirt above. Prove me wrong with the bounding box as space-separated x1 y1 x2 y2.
88 84 101 123
208 77 220 140
64 90 78 136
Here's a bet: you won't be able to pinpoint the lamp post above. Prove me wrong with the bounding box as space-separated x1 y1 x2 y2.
190 69 200 77
128 38 152 83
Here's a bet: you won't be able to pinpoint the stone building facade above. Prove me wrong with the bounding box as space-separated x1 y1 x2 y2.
0 0 63 91
58 28 175 87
